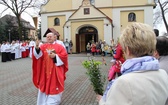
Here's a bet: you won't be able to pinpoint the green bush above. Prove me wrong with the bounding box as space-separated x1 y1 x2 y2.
82 59 105 95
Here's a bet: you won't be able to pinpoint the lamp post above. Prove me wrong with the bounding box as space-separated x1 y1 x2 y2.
8 29 11 43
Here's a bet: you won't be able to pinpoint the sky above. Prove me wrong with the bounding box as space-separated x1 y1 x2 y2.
21 12 37 27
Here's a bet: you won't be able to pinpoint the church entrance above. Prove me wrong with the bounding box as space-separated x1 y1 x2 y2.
76 26 98 53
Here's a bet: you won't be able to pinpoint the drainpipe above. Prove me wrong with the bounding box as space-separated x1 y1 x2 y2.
63 26 64 40
111 23 114 39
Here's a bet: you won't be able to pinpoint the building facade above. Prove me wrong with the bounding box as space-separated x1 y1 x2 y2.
40 0 155 53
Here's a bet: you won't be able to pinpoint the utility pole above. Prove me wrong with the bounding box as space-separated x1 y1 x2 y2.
8 29 11 43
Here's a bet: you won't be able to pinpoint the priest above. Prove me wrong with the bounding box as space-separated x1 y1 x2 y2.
32 32 68 105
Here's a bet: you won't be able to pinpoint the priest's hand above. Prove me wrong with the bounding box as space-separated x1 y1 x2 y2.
49 52 56 58
96 94 102 102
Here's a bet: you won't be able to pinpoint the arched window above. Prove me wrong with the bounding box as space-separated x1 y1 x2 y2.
54 18 60 26
128 12 136 22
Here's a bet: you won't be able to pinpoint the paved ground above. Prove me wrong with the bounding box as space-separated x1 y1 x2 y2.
0 54 111 105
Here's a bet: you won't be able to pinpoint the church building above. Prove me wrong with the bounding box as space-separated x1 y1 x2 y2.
40 0 155 53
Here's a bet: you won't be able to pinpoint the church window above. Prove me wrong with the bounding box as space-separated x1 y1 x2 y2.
54 18 60 26
128 12 136 22
84 8 90 15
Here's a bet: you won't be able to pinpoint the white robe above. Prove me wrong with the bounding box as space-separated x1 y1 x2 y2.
1 44 7 52
29 41 35 58
37 90 62 105
55 40 65 48
15 43 21 59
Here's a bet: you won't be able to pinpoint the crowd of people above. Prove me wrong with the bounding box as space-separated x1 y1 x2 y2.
1 22 168 105
86 39 117 57
0 37 73 62
0 33 71 104
0 40 37 62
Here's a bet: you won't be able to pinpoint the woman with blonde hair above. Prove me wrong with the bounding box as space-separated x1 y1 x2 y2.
97 22 168 105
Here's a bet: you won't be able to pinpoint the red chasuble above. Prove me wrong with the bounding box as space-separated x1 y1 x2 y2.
32 43 68 95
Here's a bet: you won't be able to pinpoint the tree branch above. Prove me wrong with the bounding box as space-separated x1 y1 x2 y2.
162 1 168 8
0 0 46 40
164 8 168 13
20 0 34 14
158 0 168 33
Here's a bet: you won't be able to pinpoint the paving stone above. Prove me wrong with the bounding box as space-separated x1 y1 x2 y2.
0 54 111 105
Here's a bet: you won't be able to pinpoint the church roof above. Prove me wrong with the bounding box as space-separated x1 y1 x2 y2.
43 28 60 37
65 0 113 27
